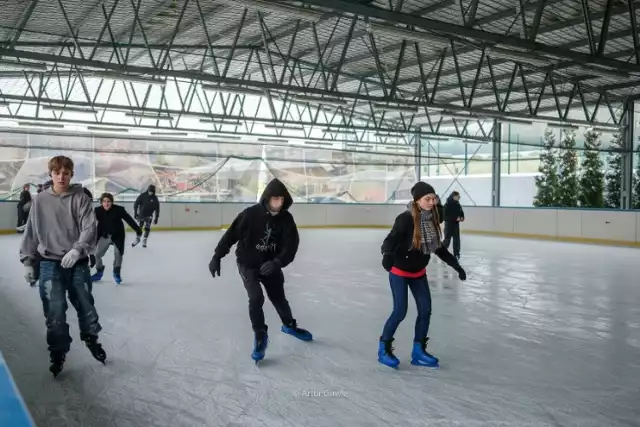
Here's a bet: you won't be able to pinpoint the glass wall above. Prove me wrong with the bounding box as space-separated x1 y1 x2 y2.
0 130 417 204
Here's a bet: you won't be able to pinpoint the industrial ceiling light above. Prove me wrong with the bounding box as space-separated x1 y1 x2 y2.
367 23 450 49
207 134 242 140
126 112 174 121
87 125 129 132
303 141 334 147
0 59 48 72
87 71 166 86
286 94 348 106
150 131 189 136
547 122 579 130
462 139 490 144
322 128 355 134
373 103 419 113
42 105 98 115
18 121 64 128
485 46 556 66
201 84 264 97
264 124 305 131
199 118 241 126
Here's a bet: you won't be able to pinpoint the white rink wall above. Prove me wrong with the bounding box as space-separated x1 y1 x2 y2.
1 201 639 246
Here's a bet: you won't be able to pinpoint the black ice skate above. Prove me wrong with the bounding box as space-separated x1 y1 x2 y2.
49 351 66 378
142 237 147 248
84 336 107 364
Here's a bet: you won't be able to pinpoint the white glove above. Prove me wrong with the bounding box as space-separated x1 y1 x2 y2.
24 265 35 283
61 249 81 269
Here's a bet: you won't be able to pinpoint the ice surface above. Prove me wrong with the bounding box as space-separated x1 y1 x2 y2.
1 230 639 427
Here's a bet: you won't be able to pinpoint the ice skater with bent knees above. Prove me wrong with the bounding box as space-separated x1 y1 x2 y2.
19 155 107 377
133 184 160 248
90 192 143 285
378 182 466 369
209 178 313 364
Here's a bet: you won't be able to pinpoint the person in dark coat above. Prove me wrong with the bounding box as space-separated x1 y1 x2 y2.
90 192 142 285
16 184 32 232
443 191 465 259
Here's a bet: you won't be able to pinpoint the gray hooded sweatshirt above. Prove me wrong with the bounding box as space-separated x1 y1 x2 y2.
19 184 97 266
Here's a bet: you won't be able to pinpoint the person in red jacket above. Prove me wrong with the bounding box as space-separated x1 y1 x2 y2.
378 182 466 369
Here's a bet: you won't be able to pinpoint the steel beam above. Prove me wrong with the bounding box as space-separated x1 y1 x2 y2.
491 120 501 207
620 99 635 209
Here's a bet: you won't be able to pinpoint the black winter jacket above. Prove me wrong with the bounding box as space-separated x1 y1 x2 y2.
444 196 464 222
95 205 142 255
381 209 461 274
18 190 32 207
213 179 299 269
134 192 160 219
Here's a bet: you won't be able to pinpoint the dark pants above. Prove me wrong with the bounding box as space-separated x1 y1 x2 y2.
138 216 153 238
381 272 432 342
237 262 294 336
16 205 28 228
39 260 102 354
443 221 461 256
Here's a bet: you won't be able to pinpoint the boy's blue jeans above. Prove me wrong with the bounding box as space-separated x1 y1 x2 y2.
38 259 102 354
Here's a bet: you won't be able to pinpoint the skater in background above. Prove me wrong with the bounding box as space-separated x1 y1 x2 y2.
443 191 465 259
435 194 444 224
379 182 466 370
90 192 143 285
20 155 106 377
16 184 32 233
209 178 312 363
133 184 160 248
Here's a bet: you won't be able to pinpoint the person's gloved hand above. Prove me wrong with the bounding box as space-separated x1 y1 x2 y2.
382 253 394 271
24 264 35 283
61 249 81 269
209 256 221 278
153 217 158 225
89 254 96 268
259 259 282 276
457 267 466 281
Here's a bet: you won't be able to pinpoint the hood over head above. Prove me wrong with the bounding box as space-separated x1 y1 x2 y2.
259 178 293 211
147 184 156 194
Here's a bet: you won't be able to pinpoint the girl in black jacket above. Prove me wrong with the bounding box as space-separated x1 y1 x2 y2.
378 182 466 369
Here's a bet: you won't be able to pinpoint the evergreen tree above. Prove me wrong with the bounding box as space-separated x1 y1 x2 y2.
533 129 559 207
556 129 579 207
578 128 605 208
604 133 624 208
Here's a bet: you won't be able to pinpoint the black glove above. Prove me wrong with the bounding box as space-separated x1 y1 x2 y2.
209 256 221 278
382 253 394 271
259 259 282 276
153 217 158 225
89 255 96 268
457 267 466 281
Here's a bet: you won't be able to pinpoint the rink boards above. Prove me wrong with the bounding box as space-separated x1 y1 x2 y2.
0 201 639 247
0 351 35 427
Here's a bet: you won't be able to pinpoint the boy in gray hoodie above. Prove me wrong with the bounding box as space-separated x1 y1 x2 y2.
20 155 107 377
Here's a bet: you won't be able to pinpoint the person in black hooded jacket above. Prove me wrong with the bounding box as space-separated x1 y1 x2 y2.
90 192 143 285
209 178 312 363
133 184 160 248
16 184 32 232
443 191 464 259
378 182 466 370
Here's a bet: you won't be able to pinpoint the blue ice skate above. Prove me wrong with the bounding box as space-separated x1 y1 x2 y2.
378 338 400 369
252 333 268 363
113 272 122 285
91 268 104 282
411 338 439 368
281 320 313 341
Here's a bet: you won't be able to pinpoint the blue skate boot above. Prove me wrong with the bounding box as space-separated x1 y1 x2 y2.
251 331 268 364
91 267 105 282
378 337 400 369
113 267 122 285
411 337 439 368
281 320 313 341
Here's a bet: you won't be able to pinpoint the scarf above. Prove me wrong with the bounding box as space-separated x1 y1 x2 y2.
419 209 440 254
